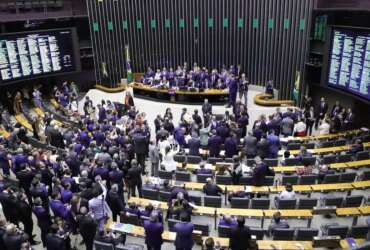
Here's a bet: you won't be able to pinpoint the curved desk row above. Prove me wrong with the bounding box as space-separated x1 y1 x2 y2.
108 222 365 250
254 93 295 107
280 129 362 143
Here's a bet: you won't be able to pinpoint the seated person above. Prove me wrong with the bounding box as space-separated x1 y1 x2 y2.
193 163 213 175
153 69 162 85
227 188 246 202
204 237 221 250
124 202 140 216
142 67 155 84
218 214 237 227
296 163 313 176
215 165 230 176
203 178 223 196
95 228 126 246
140 204 163 222
268 212 289 236
318 165 335 183
275 183 296 207
281 150 294 166
296 146 312 161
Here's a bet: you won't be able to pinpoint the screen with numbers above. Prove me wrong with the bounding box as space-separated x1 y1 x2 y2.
327 27 370 101
0 28 80 84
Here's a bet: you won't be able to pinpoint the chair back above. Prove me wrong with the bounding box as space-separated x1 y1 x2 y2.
230 197 250 208
94 240 114 250
204 195 222 208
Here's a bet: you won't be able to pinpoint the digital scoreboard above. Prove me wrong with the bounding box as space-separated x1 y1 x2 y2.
0 28 80 84
327 28 370 101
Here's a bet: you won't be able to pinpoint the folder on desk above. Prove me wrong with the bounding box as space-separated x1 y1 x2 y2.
110 223 134 234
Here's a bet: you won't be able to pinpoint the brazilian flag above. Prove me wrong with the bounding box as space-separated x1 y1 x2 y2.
125 45 133 83
293 71 300 104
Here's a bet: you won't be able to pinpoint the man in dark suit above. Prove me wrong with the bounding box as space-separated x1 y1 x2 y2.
107 184 125 222
244 132 257 159
32 197 52 247
143 213 164 250
331 100 342 117
224 134 238 158
108 162 124 196
188 133 200 156
77 207 97 250
45 224 67 250
0 185 18 225
192 109 202 127
16 163 35 205
228 75 238 108
2 223 29 250
316 97 328 128
17 192 39 245
133 131 148 169
48 125 65 148
203 178 223 196
257 134 271 159
127 159 142 197
228 216 251 250
252 157 274 186
208 131 222 157
202 99 212 123
173 213 194 250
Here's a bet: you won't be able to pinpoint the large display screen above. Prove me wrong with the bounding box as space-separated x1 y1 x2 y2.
0 28 80 84
327 27 370 100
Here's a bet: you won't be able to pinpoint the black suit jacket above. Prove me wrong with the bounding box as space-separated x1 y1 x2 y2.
107 190 125 213
127 166 142 186
229 225 251 250
46 233 66 250
3 232 29 250
77 214 97 239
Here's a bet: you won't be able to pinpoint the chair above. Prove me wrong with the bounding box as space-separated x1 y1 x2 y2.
216 175 232 185
116 244 145 250
299 175 317 185
272 228 295 240
189 195 202 206
208 157 222 164
174 154 186 163
263 176 275 186
343 195 363 207
296 228 319 240
285 158 301 166
276 199 296 209
120 213 140 225
230 197 250 208
251 198 270 209
94 241 114 250
194 223 209 236
250 227 265 240
326 225 349 239
158 170 173 180
322 197 343 207
322 174 341 184
321 141 334 148
349 225 369 238
282 175 299 185
304 142 316 149
204 195 222 208
322 155 337 164
218 225 231 237
302 157 316 166
298 198 318 209
197 174 213 183
356 151 370 161
141 188 158 200
158 191 171 202
31 0 41 9
337 154 352 163
361 171 370 181
287 143 301 150
264 158 278 167
187 155 202 164
335 139 347 146
339 172 357 183
175 172 191 182
239 176 253 185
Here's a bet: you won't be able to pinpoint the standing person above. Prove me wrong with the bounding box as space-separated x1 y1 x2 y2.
228 216 251 250
45 224 67 250
161 145 180 172
173 214 194 250
76 207 97 250
316 97 328 128
17 192 39 245
227 75 238 108
32 198 52 248
244 132 258 159
280 115 294 137
238 73 249 105
107 184 125 222
148 140 160 176
188 133 201 156
304 106 315 136
143 213 164 250
127 159 143 197
133 130 147 169
88 178 111 231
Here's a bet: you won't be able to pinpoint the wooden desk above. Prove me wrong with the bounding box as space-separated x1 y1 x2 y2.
269 185 312 193
217 207 264 217
15 114 33 131
336 207 361 216
279 129 359 143
254 93 294 107
364 142 370 149
257 240 313 250
328 162 349 170
340 238 366 249
358 206 370 215
0 128 10 138
263 209 312 218
352 180 370 189
346 159 370 168
272 166 297 173
310 183 353 192
50 99 59 109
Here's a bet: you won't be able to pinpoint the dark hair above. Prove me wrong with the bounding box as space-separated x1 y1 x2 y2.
286 183 293 192
236 216 245 227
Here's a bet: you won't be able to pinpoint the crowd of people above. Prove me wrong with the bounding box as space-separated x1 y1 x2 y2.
0 76 364 250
